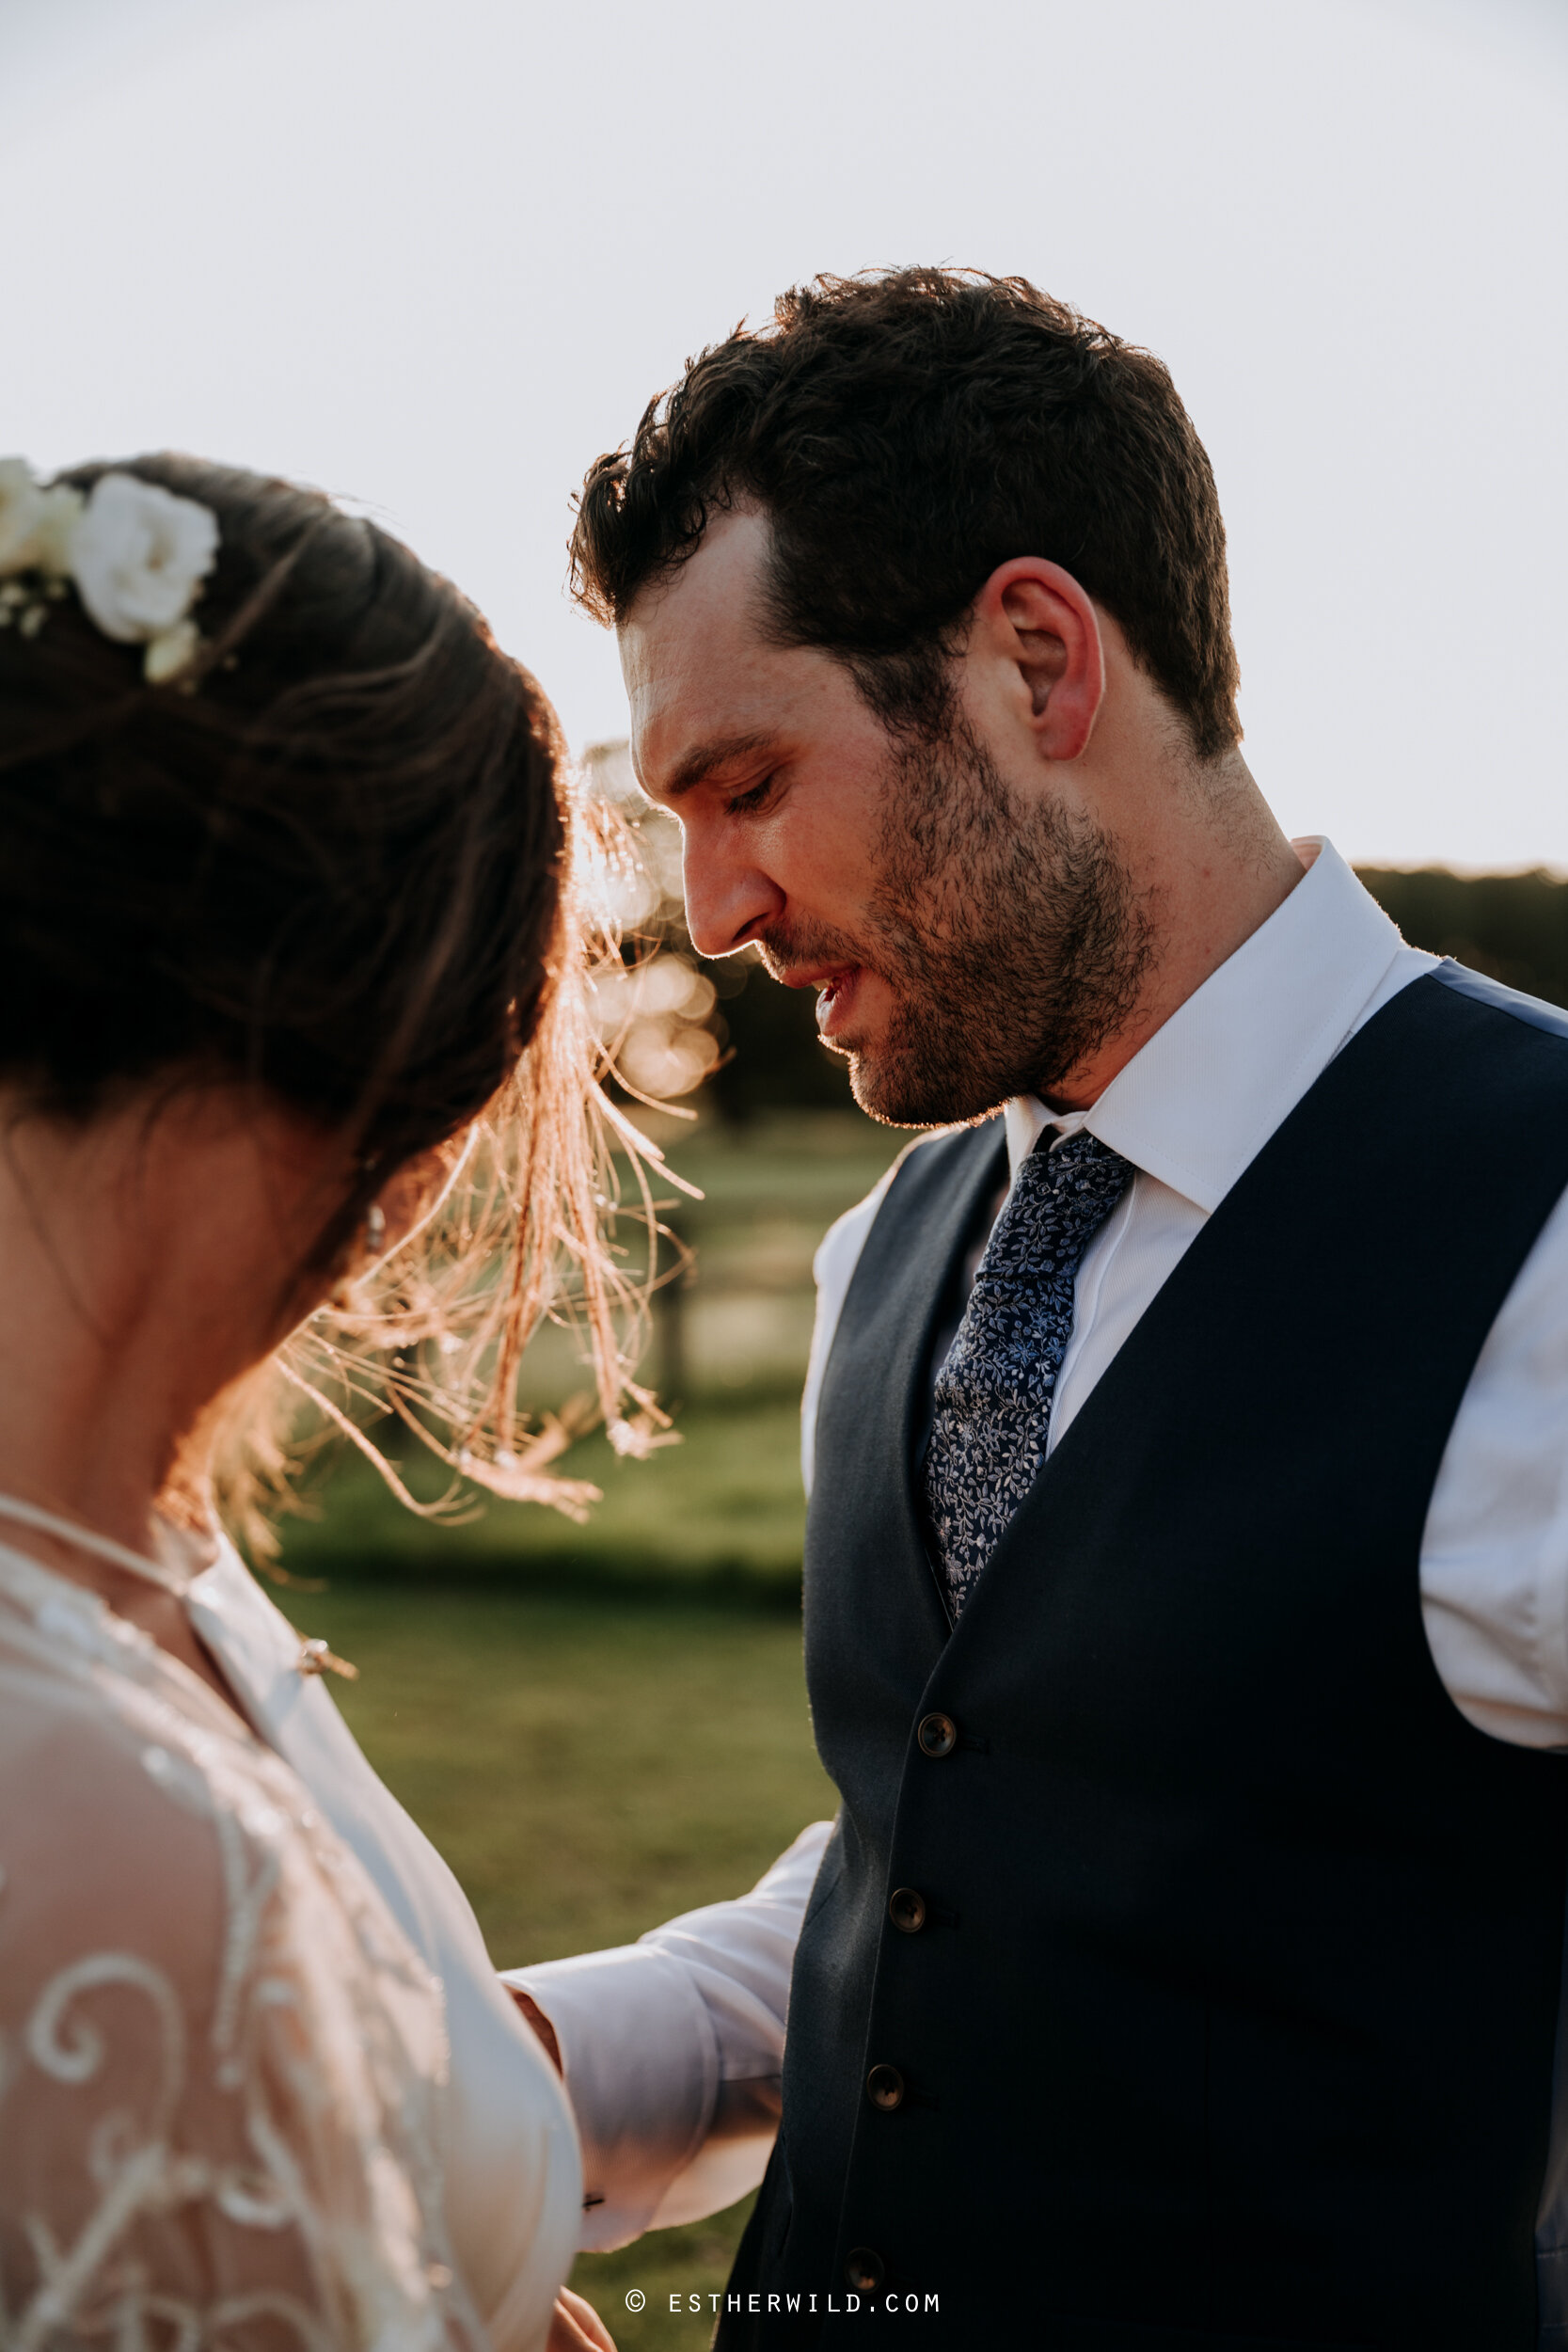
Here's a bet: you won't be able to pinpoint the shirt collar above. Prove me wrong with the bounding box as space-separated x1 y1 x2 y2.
1006 839 1414 1214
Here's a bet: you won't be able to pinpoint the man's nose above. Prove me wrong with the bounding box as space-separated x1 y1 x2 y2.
682 830 784 959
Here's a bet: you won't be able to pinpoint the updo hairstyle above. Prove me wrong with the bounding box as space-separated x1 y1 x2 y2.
0 455 651 1541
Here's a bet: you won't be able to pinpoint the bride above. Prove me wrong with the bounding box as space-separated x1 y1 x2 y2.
0 457 631 2350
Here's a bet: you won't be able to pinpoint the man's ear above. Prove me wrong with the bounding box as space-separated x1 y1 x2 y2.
972 557 1106 762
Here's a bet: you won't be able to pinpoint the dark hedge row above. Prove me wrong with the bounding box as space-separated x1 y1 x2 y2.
697 867 1568 1118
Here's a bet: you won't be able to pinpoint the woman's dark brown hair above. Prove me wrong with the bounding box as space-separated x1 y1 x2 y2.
0 454 656 1542
570 266 1242 759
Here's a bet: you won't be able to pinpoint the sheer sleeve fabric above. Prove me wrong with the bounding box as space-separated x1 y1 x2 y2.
0 1564 486 2352
184 1542 581 2352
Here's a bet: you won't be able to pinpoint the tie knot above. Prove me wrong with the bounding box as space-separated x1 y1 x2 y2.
1019 1127 1130 1210
987 1130 1131 1286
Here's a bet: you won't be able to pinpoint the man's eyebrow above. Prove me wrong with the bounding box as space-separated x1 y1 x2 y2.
660 731 781 801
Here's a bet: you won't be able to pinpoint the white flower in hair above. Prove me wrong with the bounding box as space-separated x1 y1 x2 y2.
71 471 218 675
0 457 221 682
0 458 84 576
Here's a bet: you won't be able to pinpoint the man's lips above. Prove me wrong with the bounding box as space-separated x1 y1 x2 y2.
780 964 862 1040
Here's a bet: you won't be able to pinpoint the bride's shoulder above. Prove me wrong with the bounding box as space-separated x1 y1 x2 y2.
0 1539 247 1818
0 1561 252 2036
0 1539 369 2071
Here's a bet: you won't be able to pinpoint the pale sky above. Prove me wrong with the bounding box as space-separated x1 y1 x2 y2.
4 0 1565 868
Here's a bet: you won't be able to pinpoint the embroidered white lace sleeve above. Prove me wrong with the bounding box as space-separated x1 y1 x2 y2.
0 1541 488 2352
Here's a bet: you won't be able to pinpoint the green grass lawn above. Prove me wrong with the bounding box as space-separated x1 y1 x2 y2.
300 1584 836 2348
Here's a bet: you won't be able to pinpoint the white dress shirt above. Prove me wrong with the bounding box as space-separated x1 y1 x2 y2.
514 839 1568 2249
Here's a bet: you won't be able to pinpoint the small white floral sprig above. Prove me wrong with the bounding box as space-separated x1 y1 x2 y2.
0 458 219 685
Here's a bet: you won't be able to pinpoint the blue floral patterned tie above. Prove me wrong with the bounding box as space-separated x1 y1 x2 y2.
922 1130 1132 1619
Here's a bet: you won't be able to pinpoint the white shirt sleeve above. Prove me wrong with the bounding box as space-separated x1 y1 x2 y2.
1420 1178 1568 1747
501 1820 834 2249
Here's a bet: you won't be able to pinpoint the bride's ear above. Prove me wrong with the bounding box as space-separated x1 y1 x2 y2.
970 557 1107 763
371 1127 477 1264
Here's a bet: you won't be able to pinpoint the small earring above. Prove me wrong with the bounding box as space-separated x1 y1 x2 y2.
363 1202 387 1258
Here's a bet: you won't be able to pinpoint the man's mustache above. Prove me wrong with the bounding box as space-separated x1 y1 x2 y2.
754 919 873 986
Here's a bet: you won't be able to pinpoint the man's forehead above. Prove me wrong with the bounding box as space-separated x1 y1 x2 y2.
623 505 768 653
618 510 790 788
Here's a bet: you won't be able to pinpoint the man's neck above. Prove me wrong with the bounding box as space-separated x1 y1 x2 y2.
1041 812 1309 1113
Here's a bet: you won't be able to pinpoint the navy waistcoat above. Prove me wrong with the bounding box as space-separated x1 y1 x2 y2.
720 969 1568 2349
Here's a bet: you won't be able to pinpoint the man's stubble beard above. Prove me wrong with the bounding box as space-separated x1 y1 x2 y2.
763 719 1155 1127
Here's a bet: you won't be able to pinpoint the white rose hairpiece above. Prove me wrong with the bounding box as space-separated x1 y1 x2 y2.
0 458 219 686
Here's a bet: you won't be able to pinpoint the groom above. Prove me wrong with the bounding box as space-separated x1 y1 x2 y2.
511 270 1568 2344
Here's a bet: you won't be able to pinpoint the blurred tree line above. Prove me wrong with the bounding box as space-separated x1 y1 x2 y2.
585 746 1568 1120
695 866 1568 1119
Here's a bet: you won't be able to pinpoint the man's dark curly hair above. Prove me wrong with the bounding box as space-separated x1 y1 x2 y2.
570 267 1242 760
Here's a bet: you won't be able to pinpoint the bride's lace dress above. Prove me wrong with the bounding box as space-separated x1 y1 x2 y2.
0 1540 487 2352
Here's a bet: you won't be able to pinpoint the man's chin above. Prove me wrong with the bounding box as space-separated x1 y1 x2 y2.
844 1040 1009 1131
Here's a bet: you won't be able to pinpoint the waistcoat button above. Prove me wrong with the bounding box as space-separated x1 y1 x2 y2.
866 2062 906 2110
916 1711 957 1757
845 2248 884 2294
888 1886 927 1933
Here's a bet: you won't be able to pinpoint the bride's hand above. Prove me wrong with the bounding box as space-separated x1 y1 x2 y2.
548 2285 617 2351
